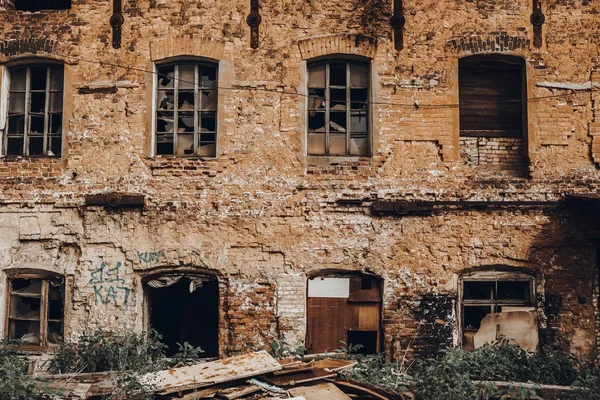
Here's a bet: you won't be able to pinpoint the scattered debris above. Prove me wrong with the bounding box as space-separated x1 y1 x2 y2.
34 351 398 399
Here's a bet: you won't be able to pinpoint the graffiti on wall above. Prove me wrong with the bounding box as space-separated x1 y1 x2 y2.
137 251 164 267
89 261 134 306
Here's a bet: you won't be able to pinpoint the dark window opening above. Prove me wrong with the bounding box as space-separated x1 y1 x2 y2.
146 276 219 357
6 276 64 346
347 331 377 354
15 0 71 11
461 278 533 351
306 275 381 354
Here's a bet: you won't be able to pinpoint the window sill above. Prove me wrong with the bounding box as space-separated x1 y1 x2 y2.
1 344 57 354
305 155 370 167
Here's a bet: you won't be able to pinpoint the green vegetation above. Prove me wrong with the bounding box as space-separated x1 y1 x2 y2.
0 347 40 400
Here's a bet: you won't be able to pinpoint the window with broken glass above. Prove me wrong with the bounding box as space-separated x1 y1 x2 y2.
5 275 64 346
307 61 370 156
4 65 63 156
155 62 217 157
461 278 533 350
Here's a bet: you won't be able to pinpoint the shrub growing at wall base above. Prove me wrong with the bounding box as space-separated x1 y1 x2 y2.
0 347 39 400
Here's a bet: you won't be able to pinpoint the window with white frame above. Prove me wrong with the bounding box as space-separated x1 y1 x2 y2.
5 274 65 346
155 61 217 157
307 60 370 156
2 64 63 157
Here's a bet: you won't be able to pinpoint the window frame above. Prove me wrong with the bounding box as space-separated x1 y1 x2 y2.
458 271 535 349
154 59 218 158
2 62 64 157
4 273 65 348
306 58 371 157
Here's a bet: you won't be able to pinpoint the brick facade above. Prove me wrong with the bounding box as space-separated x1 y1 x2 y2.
0 0 598 362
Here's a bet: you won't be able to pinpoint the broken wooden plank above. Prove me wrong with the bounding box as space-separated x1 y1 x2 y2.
40 382 92 399
331 379 413 400
143 351 281 395
313 359 357 372
273 361 316 376
262 369 337 387
289 383 351 400
217 384 261 400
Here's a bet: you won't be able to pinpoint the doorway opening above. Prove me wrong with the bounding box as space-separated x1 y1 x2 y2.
145 275 219 357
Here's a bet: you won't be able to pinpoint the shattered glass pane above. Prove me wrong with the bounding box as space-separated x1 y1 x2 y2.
8 320 41 344
30 115 45 134
200 67 217 88
351 89 368 110
48 321 63 345
11 279 42 295
200 90 217 110
176 134 194 156
10 295 41 320
50 136 62 156
497 281 530 301
350 137 368 156
158 66 175 88
350 113 367 133
179 92 195 111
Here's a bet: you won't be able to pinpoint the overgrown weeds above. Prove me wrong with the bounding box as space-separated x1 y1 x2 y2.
0 346 40 400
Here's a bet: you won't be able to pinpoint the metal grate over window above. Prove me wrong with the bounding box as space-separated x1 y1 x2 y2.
307 60 370 156
5 65 63 157
155 62 217 157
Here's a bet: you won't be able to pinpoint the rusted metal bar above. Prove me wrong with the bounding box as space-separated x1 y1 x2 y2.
530 0 545 49
85 193 145 207
390 0 405 51
247 0 261 49
110 0 124 49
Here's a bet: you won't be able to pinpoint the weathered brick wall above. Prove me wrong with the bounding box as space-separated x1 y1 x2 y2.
460 137 525 175
0 0 598 361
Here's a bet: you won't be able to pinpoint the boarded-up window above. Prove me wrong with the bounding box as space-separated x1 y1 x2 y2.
459 56 525 138
5 275 64 346
306 275 381 354
461 273 534 351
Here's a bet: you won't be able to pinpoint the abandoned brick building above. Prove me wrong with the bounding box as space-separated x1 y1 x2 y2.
0 0 599 363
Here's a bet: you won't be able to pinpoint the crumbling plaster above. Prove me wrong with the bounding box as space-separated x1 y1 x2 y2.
0 0 598 360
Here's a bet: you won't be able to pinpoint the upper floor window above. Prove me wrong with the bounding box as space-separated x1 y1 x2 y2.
15 0 71 11
6 274 65 346
307 60 370 156
3 64 63 157
155 61 217 157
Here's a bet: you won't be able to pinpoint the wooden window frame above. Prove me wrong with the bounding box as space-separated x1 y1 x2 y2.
154 61 218 157
3 64 63 157
307 60 370 156
4 274 65 349
459 272 535 349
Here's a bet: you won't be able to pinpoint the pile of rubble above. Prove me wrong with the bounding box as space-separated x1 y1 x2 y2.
36 350 413 400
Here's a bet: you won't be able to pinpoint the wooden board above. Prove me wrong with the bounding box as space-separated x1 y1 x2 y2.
313 358 358 372
306 297 347 353
143 350 281 395
289 383 351 400
262 369 337 387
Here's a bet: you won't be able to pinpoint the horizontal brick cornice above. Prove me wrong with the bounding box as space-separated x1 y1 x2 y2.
298 34 377 60
150 36 225 62
446 32 530 54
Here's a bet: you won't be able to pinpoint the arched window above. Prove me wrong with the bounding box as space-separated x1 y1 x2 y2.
306 272 381 354
307 59 370 156
154 60 218 157
5 272 65 346
2 63 64 156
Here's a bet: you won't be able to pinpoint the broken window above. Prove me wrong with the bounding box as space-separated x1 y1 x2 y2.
15 0 71 11
6 275 65 346
461 273 535 351
145 274 219 357
3 64 63 157
307 60 370 156
306 274 381 354
155 61 218 157
459 55 527 172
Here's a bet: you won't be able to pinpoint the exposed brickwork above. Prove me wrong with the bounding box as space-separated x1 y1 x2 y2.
0 0 598 363
460 137 526 176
